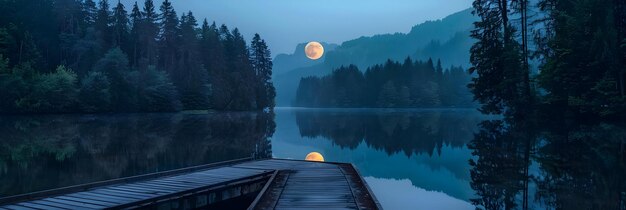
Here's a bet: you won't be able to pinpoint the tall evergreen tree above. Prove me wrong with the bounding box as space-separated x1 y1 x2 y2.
55 0 84 63
201 22 230 109
129 1 142 68
157 0 179 74
83 0 98 26
111 0 129 51
469 0 526 116
140 0 159 68
177 11 209 109
95 0 112 49
223 28 256 110
250 33 275 110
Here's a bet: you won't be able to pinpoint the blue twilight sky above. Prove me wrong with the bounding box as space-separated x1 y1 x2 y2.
120 0 473 55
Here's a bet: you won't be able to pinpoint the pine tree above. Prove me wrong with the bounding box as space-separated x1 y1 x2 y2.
129 2 142 68
200 20 225 77
250 33 275 110
95 0 112 49
177 11 209 109
469 0 525 116
55 0 84 63
201 22 230 110
83 0 98 25
436 59 443 83
228 28 256 110
140 0 159 67
112 1 130 51
158 0 179 74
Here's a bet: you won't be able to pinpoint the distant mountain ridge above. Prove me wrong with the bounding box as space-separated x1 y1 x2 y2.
273 8 477 106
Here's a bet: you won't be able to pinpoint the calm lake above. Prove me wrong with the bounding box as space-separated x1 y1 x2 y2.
1 108 625 209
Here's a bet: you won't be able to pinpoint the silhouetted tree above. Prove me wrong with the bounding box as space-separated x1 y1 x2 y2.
111 1 130 52
250 33 276 110
469 0 527 117
177 11 209 109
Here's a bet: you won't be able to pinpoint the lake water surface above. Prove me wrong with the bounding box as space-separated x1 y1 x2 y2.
1 108 625 209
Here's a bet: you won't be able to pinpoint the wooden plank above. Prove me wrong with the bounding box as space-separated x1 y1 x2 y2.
129 183 188 192
147 179 200 188
42 198 104 209
141 180 196 189
68 192 134 204
1 205 36 210
107 185 173 194
16 202 66 210
55 195 117 207
30 200 91 210
163 175 227 184
91 189 155 199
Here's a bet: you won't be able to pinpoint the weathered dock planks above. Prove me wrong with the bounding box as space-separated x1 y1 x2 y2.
244 159 382 210
0 159 381 210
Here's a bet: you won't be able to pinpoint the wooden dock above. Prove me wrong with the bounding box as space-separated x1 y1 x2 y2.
0 159 381 210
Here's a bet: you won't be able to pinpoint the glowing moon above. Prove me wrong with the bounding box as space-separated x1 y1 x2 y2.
305 41 324 60
305 152 325 162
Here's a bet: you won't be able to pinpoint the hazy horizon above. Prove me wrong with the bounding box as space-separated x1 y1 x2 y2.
120 0 473 55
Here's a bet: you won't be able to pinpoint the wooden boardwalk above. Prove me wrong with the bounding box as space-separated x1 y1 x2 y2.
0 159 381 210
244 159 381 210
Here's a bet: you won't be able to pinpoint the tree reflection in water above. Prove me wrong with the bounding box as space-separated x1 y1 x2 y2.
293 109 626 209
295 110 484 157
469 119 626 210
0 112 274 197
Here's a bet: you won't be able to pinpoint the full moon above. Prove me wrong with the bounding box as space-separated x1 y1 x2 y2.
305 152 325 162
305 41 324 60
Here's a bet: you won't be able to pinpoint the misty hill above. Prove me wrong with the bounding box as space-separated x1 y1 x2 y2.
274 8 477 106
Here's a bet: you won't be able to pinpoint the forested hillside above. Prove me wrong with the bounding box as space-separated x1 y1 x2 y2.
294 58 473 108
274 8 477 106
0 0 275 113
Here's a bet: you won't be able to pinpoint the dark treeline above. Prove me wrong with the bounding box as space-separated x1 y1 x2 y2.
0 0 275 113
470 0 626 118
294 58 474 108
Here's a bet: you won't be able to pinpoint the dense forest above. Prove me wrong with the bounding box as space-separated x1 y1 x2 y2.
0 0 275 113
294 58 473 108
469 0 626 118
